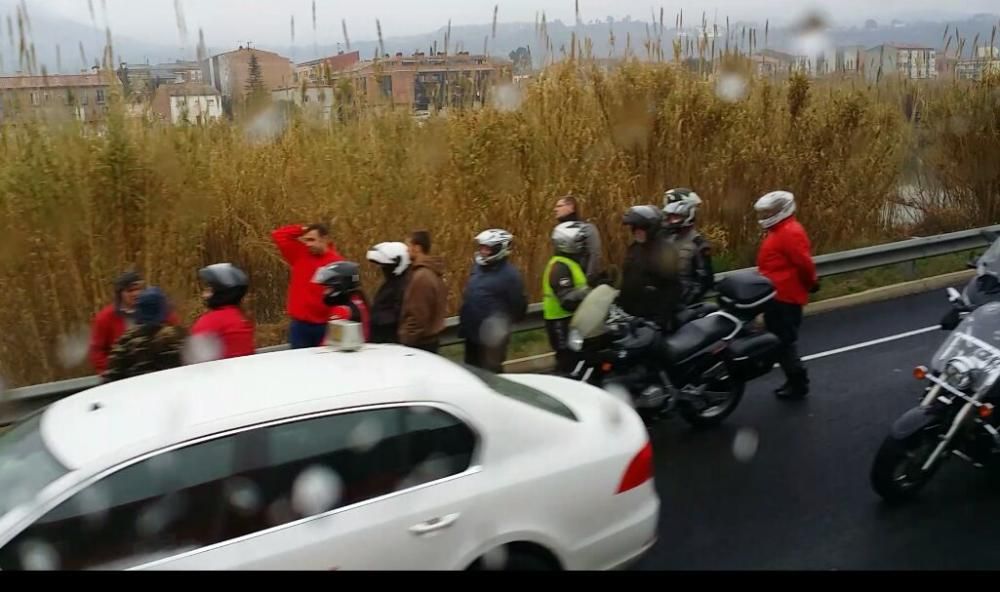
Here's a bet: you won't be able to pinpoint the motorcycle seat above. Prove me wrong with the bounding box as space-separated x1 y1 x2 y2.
675 302 721 326
662 314 739 363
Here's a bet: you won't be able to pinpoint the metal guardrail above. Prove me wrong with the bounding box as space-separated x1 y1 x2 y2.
4 223 999 421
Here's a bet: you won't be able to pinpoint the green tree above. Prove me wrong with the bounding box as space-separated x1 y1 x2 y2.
509 46 532 75
244 53 269 114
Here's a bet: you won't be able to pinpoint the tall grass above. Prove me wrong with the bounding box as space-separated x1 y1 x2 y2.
0 55 996 387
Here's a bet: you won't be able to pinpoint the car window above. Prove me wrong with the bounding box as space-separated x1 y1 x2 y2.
0 412 69 519
462 365 578 421
234 406 477 529
0 405 477 571
0 433 238 571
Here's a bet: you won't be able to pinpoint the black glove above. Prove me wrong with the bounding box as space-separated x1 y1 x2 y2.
809 280 821 294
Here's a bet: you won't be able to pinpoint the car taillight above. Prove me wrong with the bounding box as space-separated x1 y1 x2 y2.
617 441 654 494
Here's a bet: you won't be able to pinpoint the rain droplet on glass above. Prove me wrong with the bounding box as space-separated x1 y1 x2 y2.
732 427 760 463
291 465 343 517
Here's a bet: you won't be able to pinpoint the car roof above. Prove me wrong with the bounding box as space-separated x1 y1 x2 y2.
41 345 480 471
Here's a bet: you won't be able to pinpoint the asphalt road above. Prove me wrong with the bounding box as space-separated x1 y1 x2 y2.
634 283 1000 571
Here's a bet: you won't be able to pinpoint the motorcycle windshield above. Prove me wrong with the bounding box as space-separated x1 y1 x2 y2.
932 302 1000 379
570 284 618 340
978 238 1000 279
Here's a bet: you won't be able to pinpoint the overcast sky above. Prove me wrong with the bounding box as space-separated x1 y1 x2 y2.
26 0 1000 48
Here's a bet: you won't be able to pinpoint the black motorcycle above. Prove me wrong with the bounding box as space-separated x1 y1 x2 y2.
566 270 782 428
871 301 1000 504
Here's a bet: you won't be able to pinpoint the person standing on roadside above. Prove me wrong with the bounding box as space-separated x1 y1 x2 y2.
102 287 187 383
312 261 372 341
754 190 819 400
89 271 180 375
271 223 344 349
190 263 256 360
663 188 715 306
398 231 448 353
553 194 604 284
619 205 683 332
366 242 412 344
459 229 528 373
543 222 593 375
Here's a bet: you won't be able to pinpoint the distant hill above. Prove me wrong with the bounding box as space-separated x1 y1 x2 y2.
0 0 996 75
268 13 1000 66
0 0 179 74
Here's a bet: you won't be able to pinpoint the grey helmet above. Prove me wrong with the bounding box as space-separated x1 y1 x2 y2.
622 205 665 238
551 221 590 256
474 229 514 266
663 188 703 232
754 190 796 229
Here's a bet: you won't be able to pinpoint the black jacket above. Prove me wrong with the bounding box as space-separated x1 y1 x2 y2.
618 235 683 330
459 260 528 344
369 269 410 344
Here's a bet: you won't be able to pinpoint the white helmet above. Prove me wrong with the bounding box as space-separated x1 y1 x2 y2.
366 242 411 276
754 190 796 229
663 188 702 231
474 229 513 266
551 221 590 255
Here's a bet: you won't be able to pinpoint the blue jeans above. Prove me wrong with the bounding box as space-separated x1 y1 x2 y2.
289 319 327 349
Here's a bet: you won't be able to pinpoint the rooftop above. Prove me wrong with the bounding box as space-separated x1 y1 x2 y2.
0 73 109 90
40 345 482 470
210 46 287 59
871 43 935 50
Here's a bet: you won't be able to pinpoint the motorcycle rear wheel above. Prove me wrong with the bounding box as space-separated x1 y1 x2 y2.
870 432 941 504
678 377 745 429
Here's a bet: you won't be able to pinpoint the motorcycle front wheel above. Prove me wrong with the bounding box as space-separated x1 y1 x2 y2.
870 431 942 504
678 377 745 429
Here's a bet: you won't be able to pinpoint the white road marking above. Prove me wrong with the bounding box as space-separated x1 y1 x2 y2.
801 326 941 362
503 325 944 370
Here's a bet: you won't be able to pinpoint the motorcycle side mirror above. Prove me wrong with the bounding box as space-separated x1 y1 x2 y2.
947 287 962 302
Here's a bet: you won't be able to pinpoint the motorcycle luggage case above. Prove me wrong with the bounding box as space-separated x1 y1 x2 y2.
717 271 776 318
728 331 781 381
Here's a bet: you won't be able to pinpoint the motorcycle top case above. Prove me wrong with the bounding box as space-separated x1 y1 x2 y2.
716 270 776 318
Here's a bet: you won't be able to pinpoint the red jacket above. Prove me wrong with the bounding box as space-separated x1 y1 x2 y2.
191 306 256 359
328 294 372 342
756 217 818 306
89 305 180 374
271 225 345 324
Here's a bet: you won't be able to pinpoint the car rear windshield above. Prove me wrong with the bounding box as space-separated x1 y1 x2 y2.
463 365 578 421
0 412 70 518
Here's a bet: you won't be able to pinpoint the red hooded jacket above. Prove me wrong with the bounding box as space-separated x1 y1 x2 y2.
89 305 180 374
271 225 345 324
756 217 818 306
191 306 256 359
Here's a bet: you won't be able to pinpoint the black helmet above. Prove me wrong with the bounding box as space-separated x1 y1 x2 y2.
312 261 362 305
199 263 249 309
623 205 664 235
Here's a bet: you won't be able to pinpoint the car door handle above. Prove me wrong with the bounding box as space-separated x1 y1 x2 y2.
409 513 460 535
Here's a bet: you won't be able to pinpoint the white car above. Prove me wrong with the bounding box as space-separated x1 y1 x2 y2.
0 344 659 570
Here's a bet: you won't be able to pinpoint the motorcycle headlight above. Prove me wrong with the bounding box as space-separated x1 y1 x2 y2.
944 356 976 390
568 329 584 352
